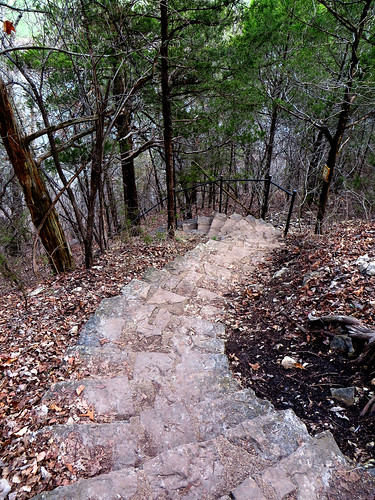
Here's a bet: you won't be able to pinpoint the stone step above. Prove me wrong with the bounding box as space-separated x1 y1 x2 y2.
217 212 243 237
258 431 346 500
66 314 229 380
41 354 242 423
31 410 345 500
197 215 213 234
32 389 274 486
207 212 227 238
182 219 198 232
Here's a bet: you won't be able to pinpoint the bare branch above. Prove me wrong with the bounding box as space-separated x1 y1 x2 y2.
0 45 91 57
0 1 47 14
24 115 99 145
318 0 357 32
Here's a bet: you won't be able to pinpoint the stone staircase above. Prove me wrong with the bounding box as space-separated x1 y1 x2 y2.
31 213 355 499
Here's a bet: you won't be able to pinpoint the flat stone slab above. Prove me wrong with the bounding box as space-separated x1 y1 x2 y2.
43 376 135 420
225 409 311 462
78 316 126 347
261 431 346 500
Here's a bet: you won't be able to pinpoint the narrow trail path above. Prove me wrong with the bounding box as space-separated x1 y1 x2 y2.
31 214 360 499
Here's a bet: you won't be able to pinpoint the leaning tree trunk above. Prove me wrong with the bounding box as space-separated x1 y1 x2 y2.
0 76 75 273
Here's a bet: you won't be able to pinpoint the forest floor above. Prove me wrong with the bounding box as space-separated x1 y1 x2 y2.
0 219 375 497
225 220 375 474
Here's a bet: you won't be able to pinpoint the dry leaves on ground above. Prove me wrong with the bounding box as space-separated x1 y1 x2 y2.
0 232 203 499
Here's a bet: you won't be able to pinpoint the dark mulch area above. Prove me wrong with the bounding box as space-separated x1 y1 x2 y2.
225 221 375 473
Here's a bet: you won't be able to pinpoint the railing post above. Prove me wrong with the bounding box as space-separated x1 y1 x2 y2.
284 189 296 237
174 188 178 229
219 175 223 213
261 174 272 220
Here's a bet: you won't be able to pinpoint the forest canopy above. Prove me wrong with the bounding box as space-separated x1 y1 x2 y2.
0 0 374 272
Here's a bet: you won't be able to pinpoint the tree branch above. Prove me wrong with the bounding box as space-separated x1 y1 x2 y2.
24 115 99 145
0 45 92 57
0 2 47 14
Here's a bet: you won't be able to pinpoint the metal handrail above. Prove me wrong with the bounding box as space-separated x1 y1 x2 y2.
114 175 296 237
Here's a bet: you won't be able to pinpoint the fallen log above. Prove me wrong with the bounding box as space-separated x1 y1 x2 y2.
308 313 375 367
360 395 375 418
308 313 375 342
308 313 375 417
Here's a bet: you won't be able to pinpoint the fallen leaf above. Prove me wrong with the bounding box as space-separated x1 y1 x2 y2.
80 404 94 421
76 384 85 396
249 362 260 371
2 357 18 365
36 451 46 462
49 402 62 412
4 20 15 35
14 426 28 437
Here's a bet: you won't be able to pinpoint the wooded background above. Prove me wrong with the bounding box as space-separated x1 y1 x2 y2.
0 0 374 273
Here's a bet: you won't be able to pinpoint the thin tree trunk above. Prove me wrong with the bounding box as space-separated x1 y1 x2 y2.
84 117 105 268
113 69 139 224
150 149 164 207
98 172 107 253
305 129 324 207
264 104 278 178
261 104 278 214
104 170 120 235
120 131 139 224
160 0 175 236
0 76 75 273
81 0 107 267
315 0 372 233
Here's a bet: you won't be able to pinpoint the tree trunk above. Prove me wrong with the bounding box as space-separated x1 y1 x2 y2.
261 104 278 216
14 64 86 245
315 0 372 233
304 129 324 207
120 129 139 224
0 76 75 273
150 149 164 207
160 0 175 236
104 170 120 236
84 118 105 268
113 69 139 225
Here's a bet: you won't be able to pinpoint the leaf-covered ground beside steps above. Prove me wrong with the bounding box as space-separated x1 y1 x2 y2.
0 233 204 499
225 221 375 474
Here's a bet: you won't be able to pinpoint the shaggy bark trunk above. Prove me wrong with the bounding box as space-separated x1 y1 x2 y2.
0 76 75 273
120 126 139 224
84 116 105 268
